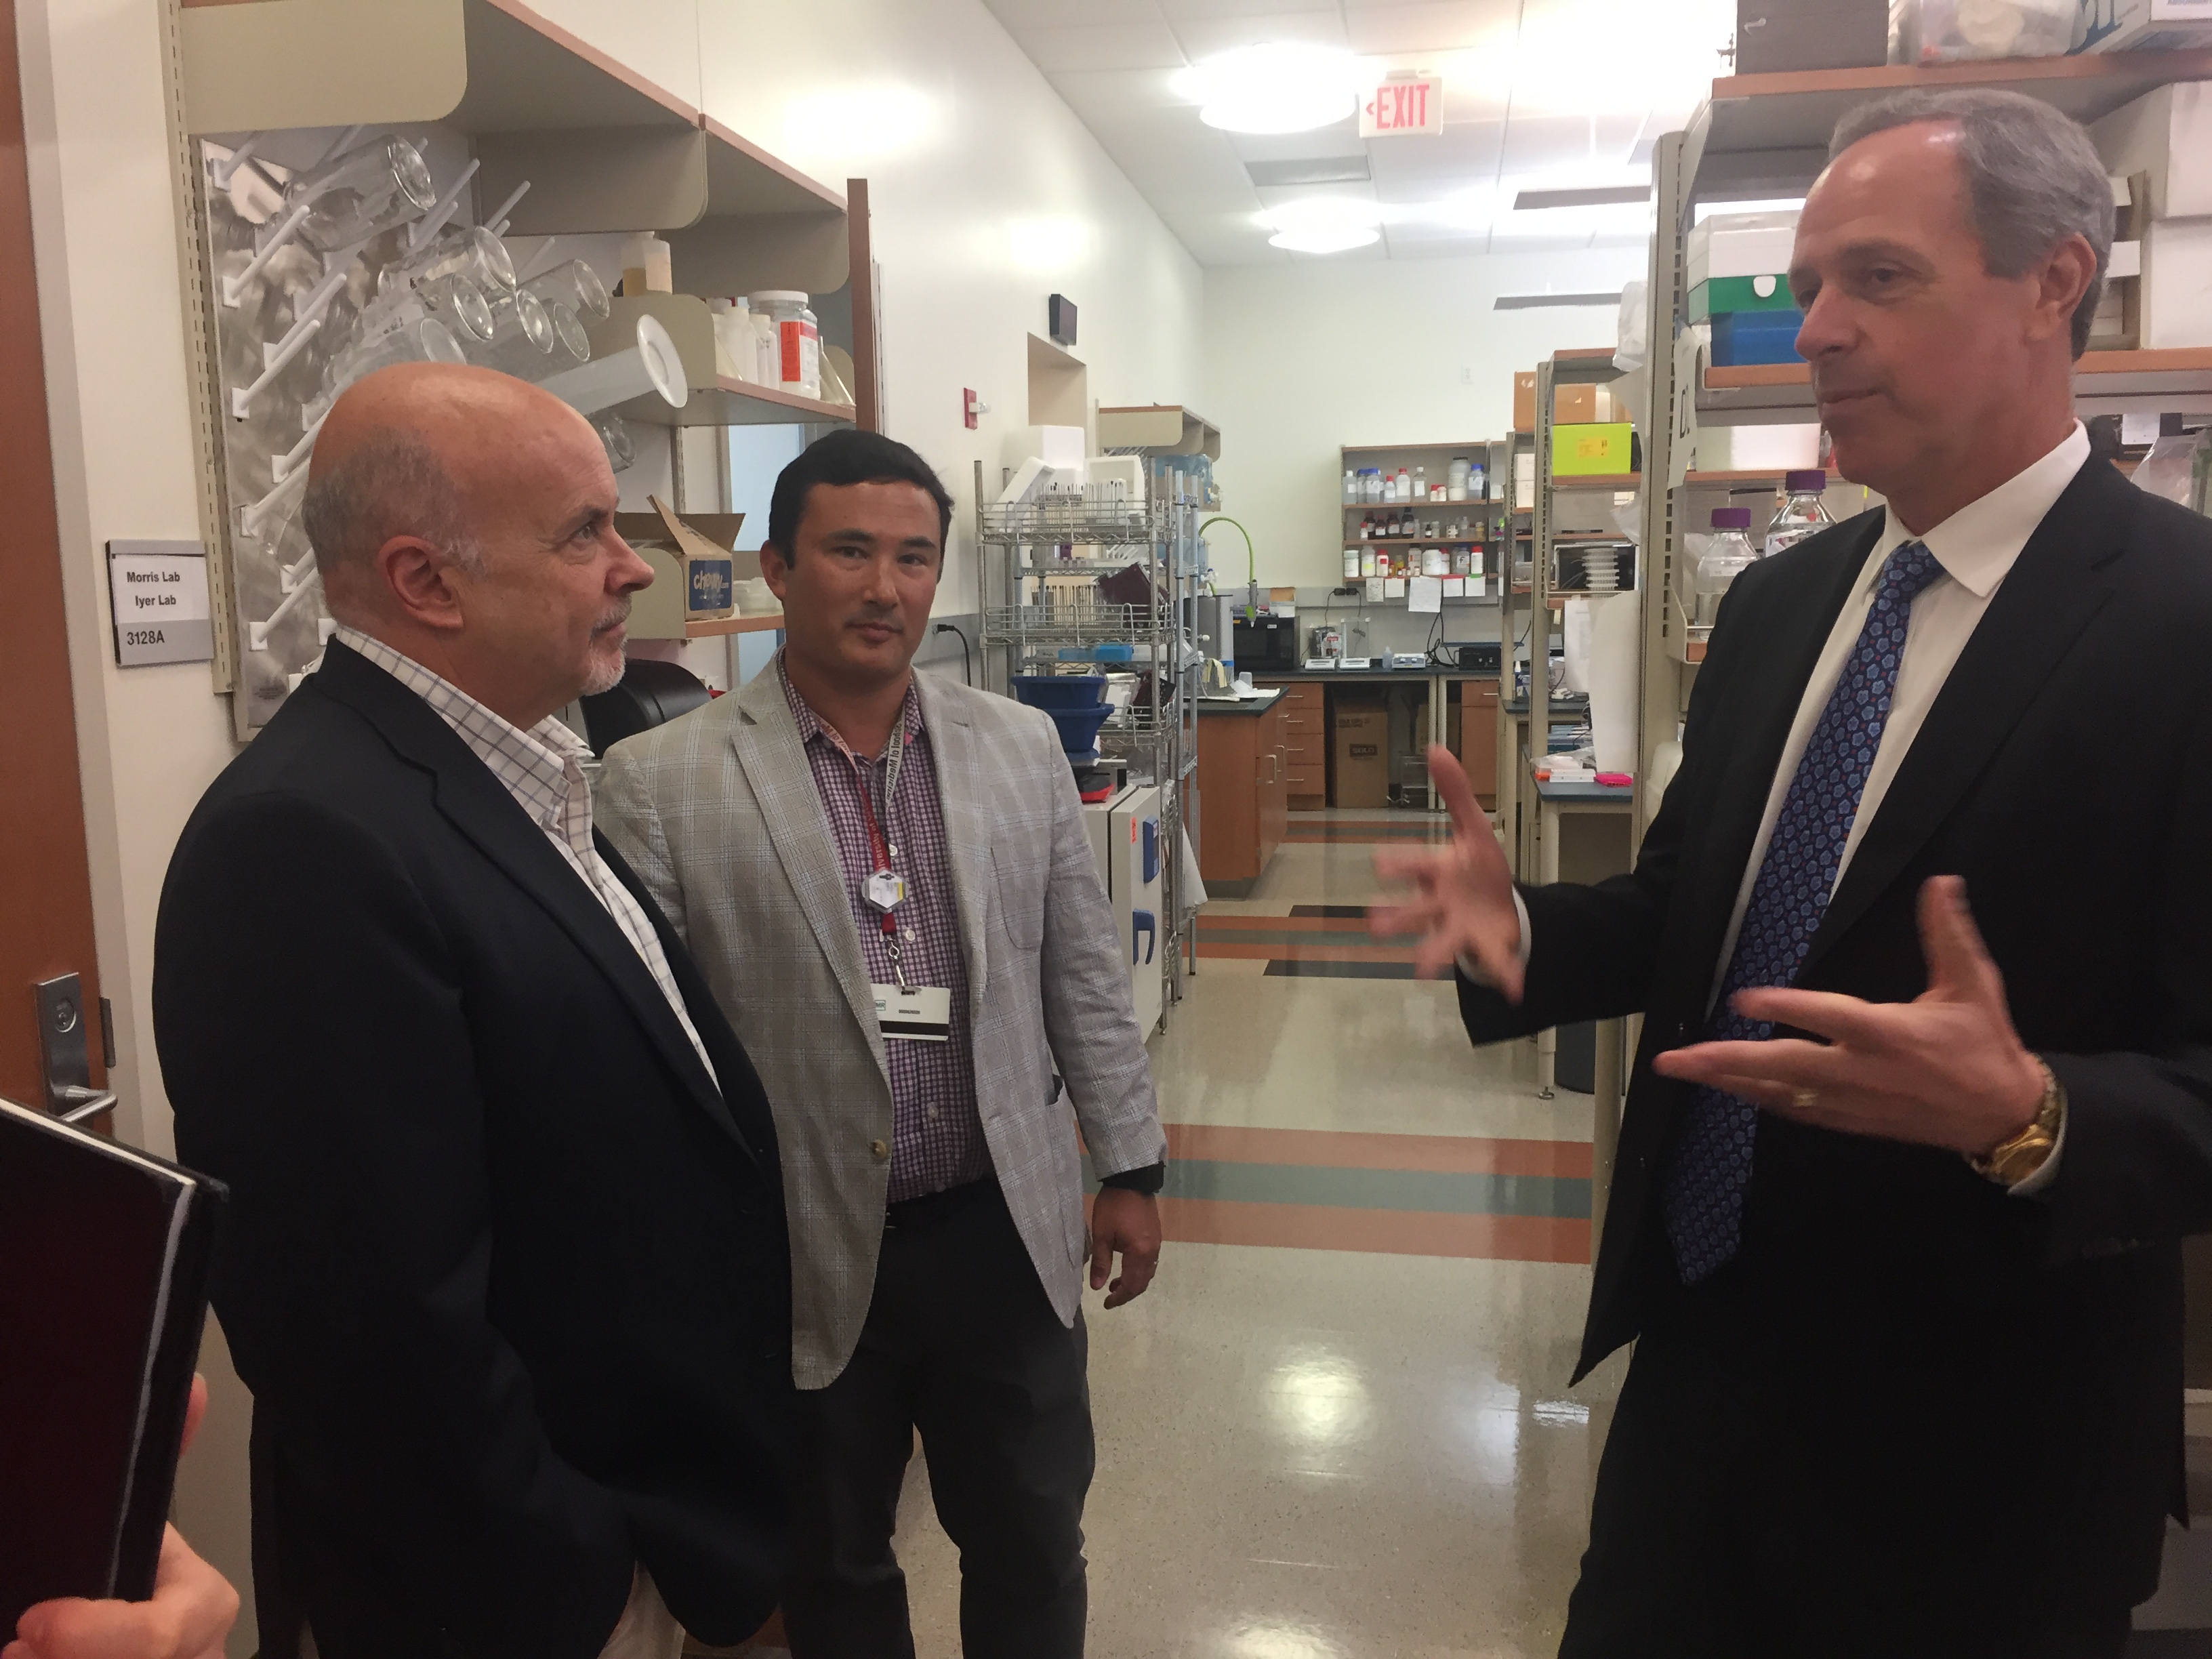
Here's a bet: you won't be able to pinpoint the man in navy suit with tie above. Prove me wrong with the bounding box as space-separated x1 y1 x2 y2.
1379 89 2212 1657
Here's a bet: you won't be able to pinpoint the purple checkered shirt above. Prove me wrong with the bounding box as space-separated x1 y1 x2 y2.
783 662 990 1202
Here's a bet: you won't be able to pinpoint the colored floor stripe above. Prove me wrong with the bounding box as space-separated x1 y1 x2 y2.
1157 1198 1589 1265
1163 1124 1593 1179
1204 943 1414 964
1290 904 1371 918
1264 959 1419 979
1087 1127 1595 1265
1282 825 1449 843
1166 1158 1586 1218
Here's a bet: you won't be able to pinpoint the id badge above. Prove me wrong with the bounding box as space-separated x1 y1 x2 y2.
863 870 906 913
872 983 951 1042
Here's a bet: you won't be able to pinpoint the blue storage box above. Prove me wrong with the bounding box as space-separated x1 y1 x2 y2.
1010 674 1107 710
1711 309 1806 367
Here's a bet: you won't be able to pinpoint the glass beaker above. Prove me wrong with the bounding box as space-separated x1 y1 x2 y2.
380 226 517 301
308 316 468 424
593 413 634 474
358 272 496 348
523 258 610 323
465 287 558 377
289 136 437 252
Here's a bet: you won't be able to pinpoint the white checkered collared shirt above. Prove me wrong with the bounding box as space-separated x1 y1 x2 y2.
332 627 718 1087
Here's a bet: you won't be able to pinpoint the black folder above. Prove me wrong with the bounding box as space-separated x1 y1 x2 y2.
0 1094 226 1633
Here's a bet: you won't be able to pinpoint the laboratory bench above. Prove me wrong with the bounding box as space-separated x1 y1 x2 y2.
1195 691 1290 897
1251 672 1500 814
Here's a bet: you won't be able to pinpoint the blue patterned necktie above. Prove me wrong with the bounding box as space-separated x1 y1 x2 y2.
1662 539 1946 1284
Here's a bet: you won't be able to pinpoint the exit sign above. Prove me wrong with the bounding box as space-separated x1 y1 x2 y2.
1361 76 1443 138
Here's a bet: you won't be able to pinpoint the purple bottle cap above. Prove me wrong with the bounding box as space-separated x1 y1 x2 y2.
1784 469 1826 491
1711 508 1752 529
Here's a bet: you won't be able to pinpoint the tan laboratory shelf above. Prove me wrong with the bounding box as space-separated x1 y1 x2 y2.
1692 49 2212 201
1698 348 2212 424
684 613 785 638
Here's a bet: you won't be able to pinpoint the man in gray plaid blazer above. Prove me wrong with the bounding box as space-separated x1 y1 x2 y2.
597 430 1166 1659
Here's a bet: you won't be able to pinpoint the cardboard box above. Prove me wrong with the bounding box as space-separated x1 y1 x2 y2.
1553 423 1635 476
2076 0 2212 54
1513 373 1626 432
1333 700 1391 808
1735 0 1887 71
613 497 745 638
2091 83 2212 220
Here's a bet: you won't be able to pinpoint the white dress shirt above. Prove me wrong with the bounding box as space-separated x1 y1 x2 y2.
1708 419 2091 1002
1488 424 2089 1189
332 627 718 1086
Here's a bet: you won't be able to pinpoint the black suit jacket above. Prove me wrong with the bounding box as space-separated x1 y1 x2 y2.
1462 457 2212 1600
155 640 795 1659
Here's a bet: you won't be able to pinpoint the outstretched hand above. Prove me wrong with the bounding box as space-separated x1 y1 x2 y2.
1651 876 2045 1157
1368 745 1524 996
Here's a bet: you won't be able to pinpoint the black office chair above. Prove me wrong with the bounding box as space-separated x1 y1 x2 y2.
578 658 712 754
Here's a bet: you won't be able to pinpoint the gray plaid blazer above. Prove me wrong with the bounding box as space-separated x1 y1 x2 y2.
597 665 1166 1388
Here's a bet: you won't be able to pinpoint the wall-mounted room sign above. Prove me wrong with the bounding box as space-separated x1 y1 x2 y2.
106 540 211 667
1361 75 1444 138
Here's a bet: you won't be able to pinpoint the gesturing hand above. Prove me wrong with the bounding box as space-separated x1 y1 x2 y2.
1368 745 1524 996
1651 876 2046 1158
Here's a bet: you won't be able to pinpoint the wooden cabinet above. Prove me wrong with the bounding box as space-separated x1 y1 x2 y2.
1460 677 1501 810
1196 697 1290 897
1265 680 1328 810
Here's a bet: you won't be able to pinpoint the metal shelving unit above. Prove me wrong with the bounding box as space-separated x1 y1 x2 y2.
978 459 1204 1015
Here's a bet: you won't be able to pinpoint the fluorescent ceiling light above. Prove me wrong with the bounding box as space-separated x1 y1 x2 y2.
1494 292 1622 310
1515 184 1653 211
1246 156 1370 188
1263 197 1380 255
1692 195 1805 223
1195 44 1356 135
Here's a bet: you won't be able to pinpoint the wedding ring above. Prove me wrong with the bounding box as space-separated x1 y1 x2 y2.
1792 1087 1820 1113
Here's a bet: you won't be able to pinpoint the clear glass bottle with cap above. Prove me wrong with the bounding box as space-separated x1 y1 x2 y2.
1691 507 1759 638
1764 469 1835 557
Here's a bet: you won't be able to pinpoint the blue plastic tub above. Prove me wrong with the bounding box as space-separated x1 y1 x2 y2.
1010 674 1107 710
1711 309 1805 367
1042 703 1115 755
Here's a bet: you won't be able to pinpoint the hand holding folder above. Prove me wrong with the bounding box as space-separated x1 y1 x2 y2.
5 1377 239 1659
0 1097 232 1656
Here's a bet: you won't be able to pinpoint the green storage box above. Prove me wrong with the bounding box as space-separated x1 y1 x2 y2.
1688 273 1797 322
1553 423 1634 476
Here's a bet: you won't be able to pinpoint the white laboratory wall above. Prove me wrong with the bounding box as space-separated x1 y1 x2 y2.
17 0 258 1645
1201 247 1650 588
525 0 1209 615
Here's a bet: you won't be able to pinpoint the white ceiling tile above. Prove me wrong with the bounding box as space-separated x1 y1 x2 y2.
1047 67 1200 119
1344 1 1519 55
1227 125 1366 162
1014 20 1191 73
1159 0 1338 18
1168 9 1351 58
980 0 1166 26
1364 119 1504 184
1252 180 1378 210
1500 113 1595 174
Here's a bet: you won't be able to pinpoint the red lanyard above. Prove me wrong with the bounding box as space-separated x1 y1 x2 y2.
844 729 908 946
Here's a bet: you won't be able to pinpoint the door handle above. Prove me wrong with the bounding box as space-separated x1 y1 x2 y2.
36 972 113 1124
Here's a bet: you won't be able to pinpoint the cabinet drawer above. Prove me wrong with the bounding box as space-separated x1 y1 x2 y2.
1267 682 1325 712
1284 766 1324 791
1284 738 1327 768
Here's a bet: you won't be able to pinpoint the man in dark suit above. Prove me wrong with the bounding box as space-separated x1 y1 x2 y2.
1378 89 2212 1657
154 364 793 1659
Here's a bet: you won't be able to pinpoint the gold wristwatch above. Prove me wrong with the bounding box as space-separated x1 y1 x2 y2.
1969 1060 2066 1188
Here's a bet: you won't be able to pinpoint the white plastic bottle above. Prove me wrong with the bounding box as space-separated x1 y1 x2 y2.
749 290 818 395
1691 507 1759 637
1765 469 1834 557
1412 465 1427 501
1343 469 1357 504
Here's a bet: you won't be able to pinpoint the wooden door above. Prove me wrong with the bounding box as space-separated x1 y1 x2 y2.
0 0 104 1111
1256 701 1289 869
1460 678 1501 811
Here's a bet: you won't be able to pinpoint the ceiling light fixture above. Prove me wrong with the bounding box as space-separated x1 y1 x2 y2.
1196 44 1357 136
1263 198 1381 255
1494 292 1623 310
1514 184 1653 211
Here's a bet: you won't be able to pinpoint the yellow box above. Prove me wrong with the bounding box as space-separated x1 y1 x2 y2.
1552 422 1633 476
